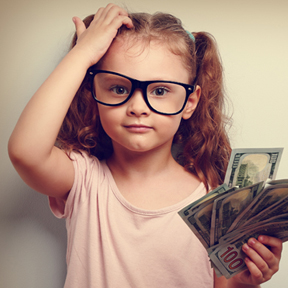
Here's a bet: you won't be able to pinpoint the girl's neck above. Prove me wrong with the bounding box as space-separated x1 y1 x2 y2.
107 144 176 180
105 144 201 210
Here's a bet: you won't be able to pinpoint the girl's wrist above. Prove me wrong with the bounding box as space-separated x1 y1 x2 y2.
69 44 104 69
65 46 95 71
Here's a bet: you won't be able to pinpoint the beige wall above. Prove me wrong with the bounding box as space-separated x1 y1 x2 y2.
1 0 288 287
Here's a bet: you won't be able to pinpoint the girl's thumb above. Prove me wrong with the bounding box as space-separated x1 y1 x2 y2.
72 17 86 38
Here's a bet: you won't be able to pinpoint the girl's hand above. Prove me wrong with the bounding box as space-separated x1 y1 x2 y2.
231 235 282 286
72 3 133 66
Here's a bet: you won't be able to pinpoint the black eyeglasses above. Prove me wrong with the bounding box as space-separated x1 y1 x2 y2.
88 68 195 115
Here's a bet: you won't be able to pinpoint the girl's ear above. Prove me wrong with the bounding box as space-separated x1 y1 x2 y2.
182 85 201 120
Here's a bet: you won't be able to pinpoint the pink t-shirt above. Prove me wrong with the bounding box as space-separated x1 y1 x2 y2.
49 152 214 288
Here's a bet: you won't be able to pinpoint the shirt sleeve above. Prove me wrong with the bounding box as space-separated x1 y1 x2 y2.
48 151 101 219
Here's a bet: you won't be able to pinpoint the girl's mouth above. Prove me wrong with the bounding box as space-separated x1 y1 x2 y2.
124 124 153 133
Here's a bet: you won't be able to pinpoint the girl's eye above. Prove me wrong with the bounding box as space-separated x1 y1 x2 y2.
151 87 169 96
110 85 129 95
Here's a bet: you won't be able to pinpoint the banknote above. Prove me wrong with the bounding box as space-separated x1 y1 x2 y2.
219 214 288 245
210 182 263 246
209 216 288 278
224 148 283 188
266 179 288 185
178 184 233 248
187 186 239 248
226 184 288 233
186 202 215 248
178 147 287 279
243 186 288 227
178 184 229 218
210 222 288 278
209 186 288 278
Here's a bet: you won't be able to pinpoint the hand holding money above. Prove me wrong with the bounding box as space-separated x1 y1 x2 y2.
179 148 286 279
233 235 282 286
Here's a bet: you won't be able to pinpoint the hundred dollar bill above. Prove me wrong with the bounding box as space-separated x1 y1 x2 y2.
243 186 288 226
178 184 229 217
186 201 216 248
210 182 263 246
266 179 288 185
227 184 288 233
224 148 283 188
218 214 288 247
187 187 239 248
209 242 246 279
210 217 288 278
178 184 233 248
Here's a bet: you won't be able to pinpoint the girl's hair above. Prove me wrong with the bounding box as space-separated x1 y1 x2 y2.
56 12 232 190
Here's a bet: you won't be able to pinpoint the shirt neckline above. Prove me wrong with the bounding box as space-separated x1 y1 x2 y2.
101 160 206 216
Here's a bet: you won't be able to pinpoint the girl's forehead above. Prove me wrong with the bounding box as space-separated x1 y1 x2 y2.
100 37 190 82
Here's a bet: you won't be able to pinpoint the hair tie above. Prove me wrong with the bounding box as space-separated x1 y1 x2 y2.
186 30 195 42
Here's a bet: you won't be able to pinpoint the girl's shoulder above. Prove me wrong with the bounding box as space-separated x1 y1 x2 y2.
69 150 107 178
69 150 100 165
50 150 109 218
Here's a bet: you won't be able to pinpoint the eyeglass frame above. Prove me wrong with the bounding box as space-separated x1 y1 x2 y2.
88 67 196 116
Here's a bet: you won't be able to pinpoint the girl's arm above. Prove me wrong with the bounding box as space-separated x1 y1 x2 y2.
214 235 282 288
8 4 133 199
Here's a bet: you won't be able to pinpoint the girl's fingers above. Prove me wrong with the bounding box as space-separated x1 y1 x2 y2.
101 3 129 23
258 235 283 260
241 236 282 283
244 256 266 282
75 3 132 40
121 16 134 28
242 241 270 276
72 4 133 66
92 6 105 22
86 4 133 40
247 236 282 269
91 3 131 28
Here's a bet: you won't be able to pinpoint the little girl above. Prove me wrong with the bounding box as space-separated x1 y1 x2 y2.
8 4 282 288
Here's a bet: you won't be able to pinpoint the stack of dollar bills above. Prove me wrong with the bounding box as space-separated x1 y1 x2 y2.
178 148 287 279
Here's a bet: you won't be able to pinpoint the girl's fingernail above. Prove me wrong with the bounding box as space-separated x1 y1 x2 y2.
245 257 251 263
248 238 256 246
258 235 265 242
242 243 249 252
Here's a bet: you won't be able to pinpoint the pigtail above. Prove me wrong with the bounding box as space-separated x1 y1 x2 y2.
177 32 231 190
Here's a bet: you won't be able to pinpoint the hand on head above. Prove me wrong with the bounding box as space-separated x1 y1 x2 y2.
72 4 133 67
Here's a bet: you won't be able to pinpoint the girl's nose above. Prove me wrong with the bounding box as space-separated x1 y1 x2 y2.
126 89 151 117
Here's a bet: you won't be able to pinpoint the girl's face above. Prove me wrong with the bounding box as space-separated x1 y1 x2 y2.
96 38 200 155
